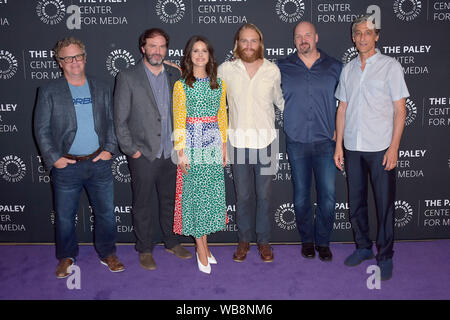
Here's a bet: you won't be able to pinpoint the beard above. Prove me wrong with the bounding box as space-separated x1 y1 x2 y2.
298 42 312 54
237 46 261 63
145 53 164 66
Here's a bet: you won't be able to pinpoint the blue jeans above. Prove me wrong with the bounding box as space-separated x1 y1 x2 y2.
51 159 117 260
286 137 336 246
231 146 275 244
345 149 396 261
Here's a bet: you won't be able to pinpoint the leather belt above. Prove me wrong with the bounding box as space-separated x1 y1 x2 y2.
64 147 102 162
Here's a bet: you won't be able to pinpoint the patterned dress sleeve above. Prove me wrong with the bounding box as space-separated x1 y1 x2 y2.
173 80 187 151
217 79 228 143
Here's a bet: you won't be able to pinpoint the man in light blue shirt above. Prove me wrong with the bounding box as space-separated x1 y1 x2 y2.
67 82 100 155
334 15 409 281
34 37 124 278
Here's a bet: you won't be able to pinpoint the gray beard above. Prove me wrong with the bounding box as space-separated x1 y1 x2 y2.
145 54 163 66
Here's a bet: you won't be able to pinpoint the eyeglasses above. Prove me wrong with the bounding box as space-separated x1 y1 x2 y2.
58 53 85 63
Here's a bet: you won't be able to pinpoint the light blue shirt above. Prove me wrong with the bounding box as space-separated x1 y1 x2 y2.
67 81 100 155
335 49 409 152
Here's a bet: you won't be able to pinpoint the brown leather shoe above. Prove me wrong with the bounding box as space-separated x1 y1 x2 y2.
56 258 74 279
166 244 193 259
100 255 125 273
258 243 274 262
139 253 157 270
233 242 250 262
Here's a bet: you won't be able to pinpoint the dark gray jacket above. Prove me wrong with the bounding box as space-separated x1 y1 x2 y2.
34 76 117 169
113 60 180 160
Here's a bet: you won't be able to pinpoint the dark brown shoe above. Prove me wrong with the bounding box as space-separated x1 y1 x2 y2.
258 243 274 262
166 244 193 259
302 243 315 259
233 242 250 262
139 253 157 270
100 255 125 273
56 258 74 279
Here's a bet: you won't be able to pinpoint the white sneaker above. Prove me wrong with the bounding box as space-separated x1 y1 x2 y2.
196 252 211 274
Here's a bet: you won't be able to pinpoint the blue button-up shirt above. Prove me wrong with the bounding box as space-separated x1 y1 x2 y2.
278 50 342 143
144 64 172 159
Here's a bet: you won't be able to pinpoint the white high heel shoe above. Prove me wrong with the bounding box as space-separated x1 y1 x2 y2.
207 251 217 264
196 252 211 274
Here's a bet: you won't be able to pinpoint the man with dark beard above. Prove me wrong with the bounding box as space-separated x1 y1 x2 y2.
114 28 192 271
218 23 284 263
278 21 342 262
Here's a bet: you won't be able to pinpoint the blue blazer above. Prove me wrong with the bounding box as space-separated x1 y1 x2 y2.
34 75 118 169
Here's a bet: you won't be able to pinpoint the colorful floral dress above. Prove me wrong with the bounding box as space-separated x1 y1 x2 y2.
173 77 228 238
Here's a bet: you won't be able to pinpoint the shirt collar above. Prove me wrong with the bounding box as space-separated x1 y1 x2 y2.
289 48 327 67
234 58 269 70
143 62 165 77
356 48 381 65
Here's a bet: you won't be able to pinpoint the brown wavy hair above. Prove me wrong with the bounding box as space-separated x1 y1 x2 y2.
181 35 219 89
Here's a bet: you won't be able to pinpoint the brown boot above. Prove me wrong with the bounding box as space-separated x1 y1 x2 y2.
233 242 250 262
258 243 274 262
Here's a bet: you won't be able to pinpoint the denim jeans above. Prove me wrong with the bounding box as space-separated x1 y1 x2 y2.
345 149 396 261
286 137 336 246
51 159 117 260
231 146 275 244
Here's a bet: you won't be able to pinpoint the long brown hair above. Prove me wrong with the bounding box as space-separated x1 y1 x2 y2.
181 35 219 89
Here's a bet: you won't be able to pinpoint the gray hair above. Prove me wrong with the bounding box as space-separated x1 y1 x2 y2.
352 14 380 35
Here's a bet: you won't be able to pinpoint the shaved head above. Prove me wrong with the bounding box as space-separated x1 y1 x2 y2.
293 21 317 38
293 21 319 57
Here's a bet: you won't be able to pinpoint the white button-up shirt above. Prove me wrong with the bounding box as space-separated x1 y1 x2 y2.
335 49 409 152
218 58 284 149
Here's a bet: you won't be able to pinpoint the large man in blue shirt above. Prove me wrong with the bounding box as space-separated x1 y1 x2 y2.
278 21 342 261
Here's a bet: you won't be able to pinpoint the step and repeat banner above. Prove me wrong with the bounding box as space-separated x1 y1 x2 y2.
1 0 449 244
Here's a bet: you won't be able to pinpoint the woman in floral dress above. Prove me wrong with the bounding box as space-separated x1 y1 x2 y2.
172 35 228 274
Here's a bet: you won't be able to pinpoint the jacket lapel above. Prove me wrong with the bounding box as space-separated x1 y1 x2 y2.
59 78 78 129
87 77 99 133
137 60 160 116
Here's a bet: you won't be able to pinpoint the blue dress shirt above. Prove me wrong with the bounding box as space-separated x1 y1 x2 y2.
278 50 342 143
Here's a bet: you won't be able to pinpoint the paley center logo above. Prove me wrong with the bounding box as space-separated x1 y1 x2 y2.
0 50 18 80
156 0 186 24
111 155 131 183
276 0 305 23
36 0 66 25
275 203 296 231
106 49 135 77
224 49 234 63
394 200 414 228
275 108 284 128
393 0 422 21
405 98 417 126
341 47 359 65
0 155 26 183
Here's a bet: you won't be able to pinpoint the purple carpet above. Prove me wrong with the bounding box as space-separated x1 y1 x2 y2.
1 240 449 300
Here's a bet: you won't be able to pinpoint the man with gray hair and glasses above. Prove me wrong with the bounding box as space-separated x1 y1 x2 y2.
334 15 409 280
